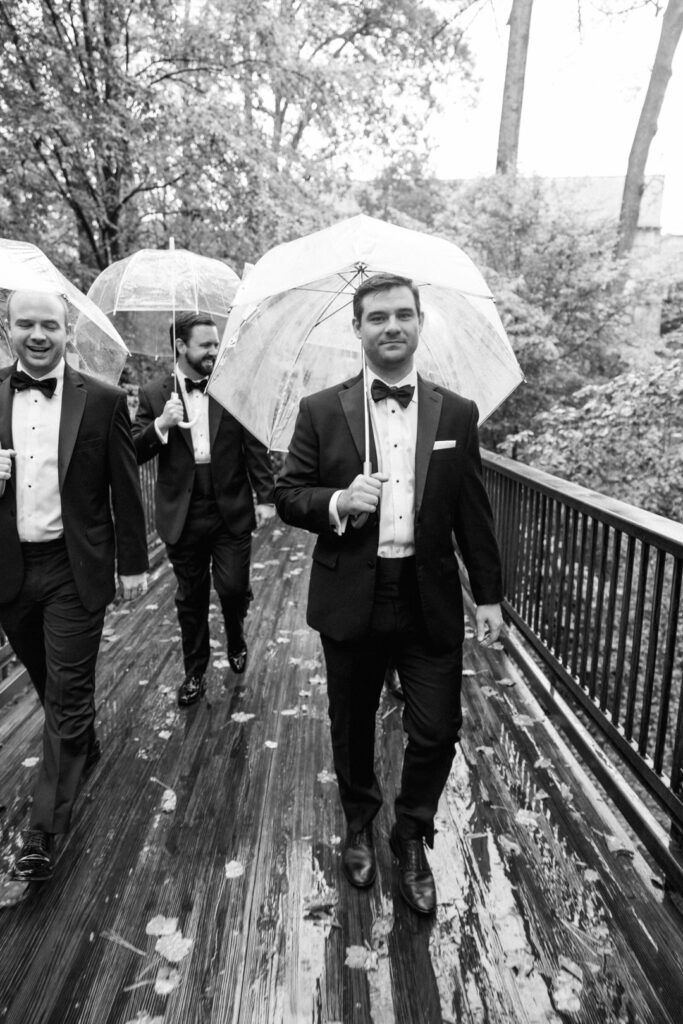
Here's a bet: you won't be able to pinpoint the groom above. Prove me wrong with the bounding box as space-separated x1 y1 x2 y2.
274 273 503 914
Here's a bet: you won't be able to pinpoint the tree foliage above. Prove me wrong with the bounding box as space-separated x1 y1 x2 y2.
501 358 683 520
0 0 471 282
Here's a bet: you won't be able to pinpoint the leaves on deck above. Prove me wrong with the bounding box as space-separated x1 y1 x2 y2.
345 944 379 971
551 959 583 1014
316 769 336 784
150 777 177 812
225 860 245 879
21 756 39 768
146 915 179 936
0 876 29 908
155 965 181 994
264 740 278 749
231 712 256 723
155 931 193 962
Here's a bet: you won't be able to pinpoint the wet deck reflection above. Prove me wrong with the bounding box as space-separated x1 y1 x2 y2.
1 521 682 1023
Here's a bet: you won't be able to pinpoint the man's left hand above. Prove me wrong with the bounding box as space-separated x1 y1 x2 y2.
255 504 276 529
120 573 148 601
476 603 504 647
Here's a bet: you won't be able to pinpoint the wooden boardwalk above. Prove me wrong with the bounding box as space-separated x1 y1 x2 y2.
0 520 682 1024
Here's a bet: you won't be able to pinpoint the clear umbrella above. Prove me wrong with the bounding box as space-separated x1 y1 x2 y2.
208 214 524 455
86 240 240 360
0 237 129 383
87 239 240 427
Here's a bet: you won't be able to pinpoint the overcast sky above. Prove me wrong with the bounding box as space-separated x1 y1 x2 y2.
428 0 683 233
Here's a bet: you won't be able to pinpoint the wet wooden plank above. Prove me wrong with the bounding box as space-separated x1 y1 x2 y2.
0 520 682 1023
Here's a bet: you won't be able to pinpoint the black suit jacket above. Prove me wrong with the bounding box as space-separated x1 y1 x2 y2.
0 362 149 612
274 372 503 650
133 374 274 545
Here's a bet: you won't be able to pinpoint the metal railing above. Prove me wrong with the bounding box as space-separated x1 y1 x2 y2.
483 450 683 834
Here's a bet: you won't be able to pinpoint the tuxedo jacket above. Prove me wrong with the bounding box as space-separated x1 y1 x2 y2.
274 372 503 651
133 374 274 545
0 362 149 612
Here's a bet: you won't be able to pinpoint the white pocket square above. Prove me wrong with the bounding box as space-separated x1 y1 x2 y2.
433 439 456 450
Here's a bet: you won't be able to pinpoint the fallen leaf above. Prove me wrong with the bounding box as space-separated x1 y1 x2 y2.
299 690 311 697
317 769 336 784
497 677 516 687
214 659 230 669
276 636 290 644
264 741 278 749
225 860 245 878
138 679 150 686
0 877 29 908
515 809 539 828
144 604 159 611
155 932 193 962
158 730 171 741
209 639 221 649
344 945 378 971
160 789 176 813
146 915 179 936
289 657 302 666
231 712 255 723
155 965 181 995
280 708 298 716
309 674 326 685
21 757 39 768
551 964 583 1013
534 756 552 769
513 714 537 727
462 669 477 677
605 834 635 857
498 835 521 856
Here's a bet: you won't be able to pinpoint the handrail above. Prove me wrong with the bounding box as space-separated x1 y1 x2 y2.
482 449 683 835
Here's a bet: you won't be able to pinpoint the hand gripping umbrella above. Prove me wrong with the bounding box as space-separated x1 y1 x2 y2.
208 214 524 463
87 239 240 429
0 237 129 383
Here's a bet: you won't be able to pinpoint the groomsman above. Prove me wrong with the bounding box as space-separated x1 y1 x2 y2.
0 289 149 881
133 312 275 706
275 274 503 914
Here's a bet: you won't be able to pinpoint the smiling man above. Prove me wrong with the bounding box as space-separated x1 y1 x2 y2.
133 312 275 707
274 273 504 915
0 289 149 881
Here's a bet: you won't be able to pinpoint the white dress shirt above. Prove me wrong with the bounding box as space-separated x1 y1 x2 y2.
12 358 65 542
155 368 211 463
330 368 418 558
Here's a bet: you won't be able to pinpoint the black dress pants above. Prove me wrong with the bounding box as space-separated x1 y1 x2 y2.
0 538 105 834
322 557 463 846
166 465 252 678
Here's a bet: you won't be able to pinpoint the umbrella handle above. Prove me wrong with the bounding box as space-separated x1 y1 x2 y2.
178 415 199 430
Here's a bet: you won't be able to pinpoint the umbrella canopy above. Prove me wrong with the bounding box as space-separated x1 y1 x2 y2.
86 245 240 358
0 238 129 383
208 214 524 452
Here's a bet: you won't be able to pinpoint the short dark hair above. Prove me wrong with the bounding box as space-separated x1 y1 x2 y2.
352 273 421 322
170 311 217 355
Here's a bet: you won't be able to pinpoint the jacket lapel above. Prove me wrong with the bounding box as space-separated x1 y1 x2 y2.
165 373 194 456
0 367 16 450
415 375 442 515
339 374 378 472
209 395 222 448
59 364 87 488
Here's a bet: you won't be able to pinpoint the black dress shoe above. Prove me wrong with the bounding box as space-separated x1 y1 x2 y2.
342 824 376 888
13 828 54 881
228 643 248 675
384 666 405 700
177 673 205 707
389 824 436 914
85 736 101 774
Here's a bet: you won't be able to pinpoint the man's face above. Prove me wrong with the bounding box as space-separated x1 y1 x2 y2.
353 286 423 377
177 324 220 377
8 291 70 376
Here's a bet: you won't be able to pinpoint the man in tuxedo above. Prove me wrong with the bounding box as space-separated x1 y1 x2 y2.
133 312 275 707
0 290 149 881
275 274 504 914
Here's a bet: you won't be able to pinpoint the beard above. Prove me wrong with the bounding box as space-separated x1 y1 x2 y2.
185 351 215 376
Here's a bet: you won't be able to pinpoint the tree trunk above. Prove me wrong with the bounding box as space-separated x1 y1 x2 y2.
496 0 535 175
617 0 683 255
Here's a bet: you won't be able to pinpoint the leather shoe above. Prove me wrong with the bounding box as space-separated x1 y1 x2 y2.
84 736 102 774
13 828 54 881
384 666 405 700
228 643 248 675
342 824 376 888
177 673 205 707
390 824 436 914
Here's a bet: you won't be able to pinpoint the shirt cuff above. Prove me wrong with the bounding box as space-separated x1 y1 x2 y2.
329 490 348 535
154 418 169 444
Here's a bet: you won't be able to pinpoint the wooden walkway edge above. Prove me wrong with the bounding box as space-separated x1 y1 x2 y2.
1 519 682 1023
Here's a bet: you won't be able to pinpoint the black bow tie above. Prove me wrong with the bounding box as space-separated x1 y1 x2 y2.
10 370 57 399
371 379 414 409
185 377 208 394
